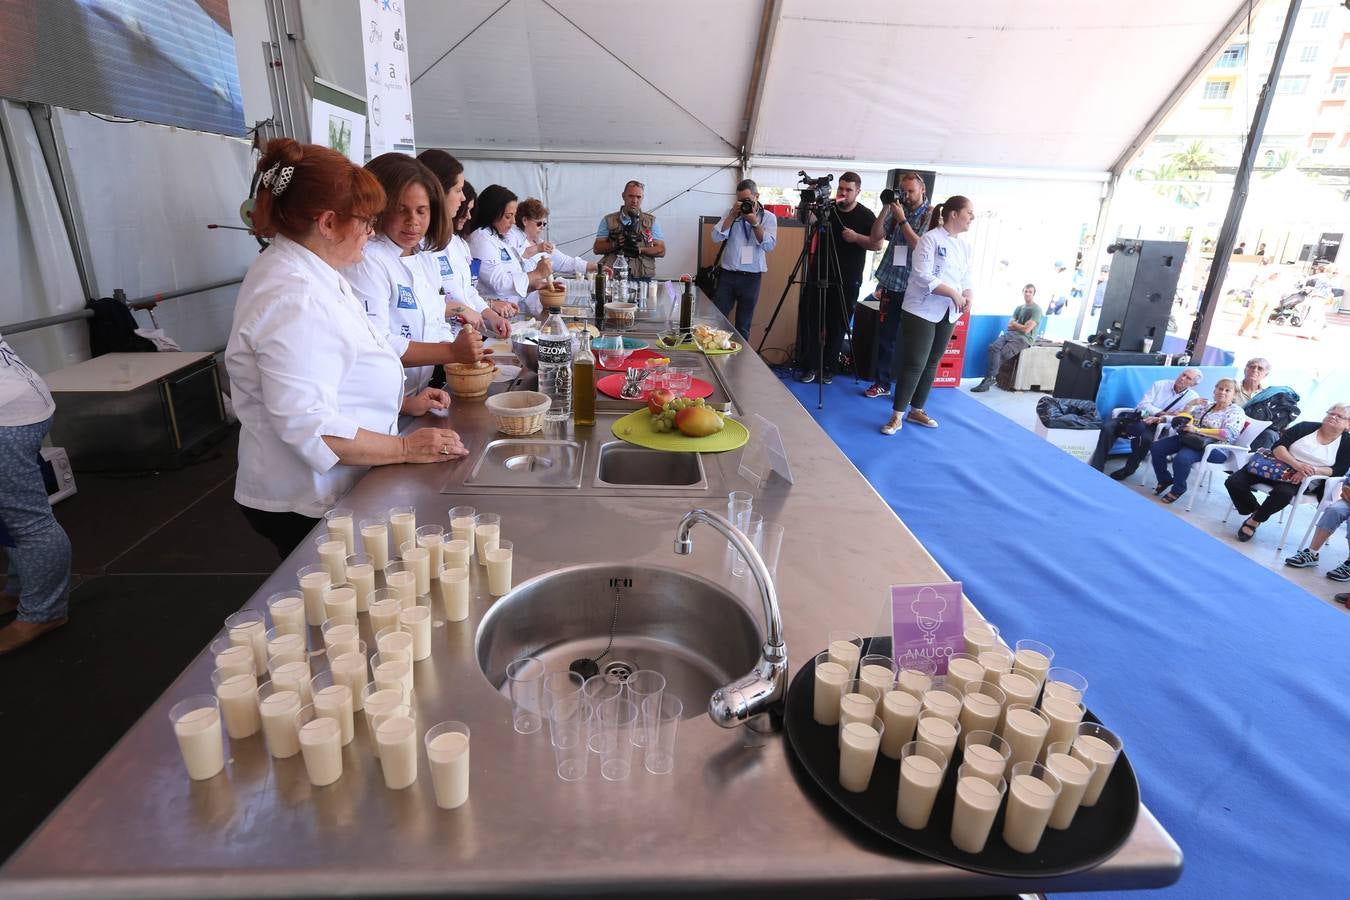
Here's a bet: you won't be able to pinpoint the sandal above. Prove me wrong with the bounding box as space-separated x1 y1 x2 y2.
1153 481 1173 496
1160 492 1183 504
1237 518 1259 542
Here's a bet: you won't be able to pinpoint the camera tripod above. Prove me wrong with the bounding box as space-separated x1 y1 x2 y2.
758 203 853 409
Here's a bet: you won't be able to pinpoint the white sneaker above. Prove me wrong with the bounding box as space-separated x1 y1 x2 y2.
881 414 903 436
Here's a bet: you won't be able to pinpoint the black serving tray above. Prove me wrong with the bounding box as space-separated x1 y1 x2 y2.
782 639 1140 878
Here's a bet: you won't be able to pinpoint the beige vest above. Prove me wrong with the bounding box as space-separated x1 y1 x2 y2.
600 209 658 279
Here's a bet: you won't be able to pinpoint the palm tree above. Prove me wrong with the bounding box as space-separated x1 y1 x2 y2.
1168 140 1217 177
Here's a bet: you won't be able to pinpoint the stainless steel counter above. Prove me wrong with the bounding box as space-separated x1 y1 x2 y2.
0 302 1181 898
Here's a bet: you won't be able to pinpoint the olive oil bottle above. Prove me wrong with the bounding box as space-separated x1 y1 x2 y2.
572 331 596 426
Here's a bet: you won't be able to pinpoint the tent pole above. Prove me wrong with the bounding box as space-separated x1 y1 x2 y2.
1073 175 1119 343
1187 0 1303 362
739 0 784 180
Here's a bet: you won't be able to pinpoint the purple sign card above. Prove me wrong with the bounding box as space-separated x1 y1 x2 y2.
890 582 965 676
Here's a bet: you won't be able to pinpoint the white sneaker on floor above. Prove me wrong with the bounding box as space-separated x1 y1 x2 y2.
881 414 903 436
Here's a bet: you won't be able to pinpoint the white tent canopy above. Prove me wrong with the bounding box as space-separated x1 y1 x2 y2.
380 0 1249 174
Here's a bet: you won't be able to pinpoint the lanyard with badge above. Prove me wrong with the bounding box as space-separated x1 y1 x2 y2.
738 216 756 267
892 203 927 269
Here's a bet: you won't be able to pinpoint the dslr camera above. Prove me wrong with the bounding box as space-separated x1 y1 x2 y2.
738 198 757 215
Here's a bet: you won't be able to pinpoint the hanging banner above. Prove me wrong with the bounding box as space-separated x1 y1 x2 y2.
361 0 415 156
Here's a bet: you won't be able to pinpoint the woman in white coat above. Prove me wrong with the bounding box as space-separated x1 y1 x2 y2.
467 184 554 317
226 140 468 557
507 197 597 315
416 151 511 338
343 154 486 398
882 195 977 436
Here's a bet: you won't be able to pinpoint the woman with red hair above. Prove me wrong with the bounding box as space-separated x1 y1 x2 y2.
225 140 468 557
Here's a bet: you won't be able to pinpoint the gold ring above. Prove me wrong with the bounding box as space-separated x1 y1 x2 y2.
439 445 451 455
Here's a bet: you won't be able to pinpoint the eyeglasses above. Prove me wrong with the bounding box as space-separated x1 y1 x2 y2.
344 213 378 233
1326 412 1348 421
532 221 547 228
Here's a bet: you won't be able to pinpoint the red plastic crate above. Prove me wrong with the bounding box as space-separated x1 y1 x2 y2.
932 357 962 387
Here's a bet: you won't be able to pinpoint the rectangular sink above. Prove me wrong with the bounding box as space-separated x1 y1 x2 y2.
593 441 707 490
463 439 584 489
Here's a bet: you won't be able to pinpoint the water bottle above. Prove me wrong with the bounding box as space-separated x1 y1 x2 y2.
613 253 630 306
537 309 573 423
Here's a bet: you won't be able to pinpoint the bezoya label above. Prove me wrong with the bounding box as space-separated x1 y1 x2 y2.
536 334 571 365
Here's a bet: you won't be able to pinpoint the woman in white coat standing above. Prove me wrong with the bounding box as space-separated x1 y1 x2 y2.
344 154 486 398
467 184 554 317
226 140 468 557
507 197 598 316
882 195 977 436
416 150 511 338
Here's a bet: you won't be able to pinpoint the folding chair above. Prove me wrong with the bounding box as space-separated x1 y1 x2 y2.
1185 417 1271 511
1223 473 1340 552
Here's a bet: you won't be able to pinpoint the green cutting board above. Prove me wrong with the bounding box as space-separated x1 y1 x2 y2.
654 335 743 355
610 409 750 453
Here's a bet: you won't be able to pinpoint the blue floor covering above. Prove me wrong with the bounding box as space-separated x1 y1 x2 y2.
782 376 1350 899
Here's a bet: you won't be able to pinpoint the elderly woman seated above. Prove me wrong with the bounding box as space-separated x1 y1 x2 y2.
1148 378 1244 503
1226 403 1350 542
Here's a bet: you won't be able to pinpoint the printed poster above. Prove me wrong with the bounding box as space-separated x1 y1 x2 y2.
310 98 366 165
361 0 415 156
890 581 965 675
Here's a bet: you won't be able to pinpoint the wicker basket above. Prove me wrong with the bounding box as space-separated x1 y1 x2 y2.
444 362 497 400
538 285 568 309
485 391 551 435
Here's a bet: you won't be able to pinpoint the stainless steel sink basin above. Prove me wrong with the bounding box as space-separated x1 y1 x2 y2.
463 439 584 489
593 441 707 489
475 564 761 718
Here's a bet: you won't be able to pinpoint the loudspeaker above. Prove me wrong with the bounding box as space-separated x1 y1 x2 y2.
1092 239 1186 353
1052 341 1166 401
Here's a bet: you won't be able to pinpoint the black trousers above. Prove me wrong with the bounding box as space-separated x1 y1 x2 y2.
1089 416 1155 471
1224 470 1303 523
891 310 955 413
799 279 861 374
239 503 321 560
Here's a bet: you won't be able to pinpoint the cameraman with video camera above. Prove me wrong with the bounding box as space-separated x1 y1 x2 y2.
710 179 777 338
593 180 666 281
798 171 879 384
863 173 929 398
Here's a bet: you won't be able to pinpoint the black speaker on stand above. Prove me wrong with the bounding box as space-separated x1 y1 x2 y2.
1091 239 1186 354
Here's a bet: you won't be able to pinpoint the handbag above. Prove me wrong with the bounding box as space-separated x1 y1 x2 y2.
695 240 728 300
1243 448 1302 484
1178 404 1220 451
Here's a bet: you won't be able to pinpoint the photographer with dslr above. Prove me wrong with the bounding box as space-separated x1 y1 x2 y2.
798 172 879 384
593 180 666 281
863 173 929 398
710 179 777 338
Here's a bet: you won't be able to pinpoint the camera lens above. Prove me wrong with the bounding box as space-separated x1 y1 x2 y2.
880 188 895 206
739 199 755 214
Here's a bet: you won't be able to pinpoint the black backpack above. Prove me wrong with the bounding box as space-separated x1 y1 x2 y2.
87 296 156 357
1244 389 1300 451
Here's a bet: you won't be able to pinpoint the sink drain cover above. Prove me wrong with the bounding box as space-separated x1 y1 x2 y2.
602 660 635 684
503 454 555 473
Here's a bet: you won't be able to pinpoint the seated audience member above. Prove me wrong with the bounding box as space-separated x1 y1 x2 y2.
1284 481 1350 581
1148 378 1243 503
1235 357 1269 406
971 284 1042 392
1089 368 1203 475
1226 404 1350 542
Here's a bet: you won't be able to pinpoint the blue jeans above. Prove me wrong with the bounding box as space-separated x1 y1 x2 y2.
711 269 762 339
874 289 904 385
1149 435 1226 496
0 416 71 623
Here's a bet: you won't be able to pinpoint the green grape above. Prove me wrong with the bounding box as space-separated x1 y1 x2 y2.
693 397 705 406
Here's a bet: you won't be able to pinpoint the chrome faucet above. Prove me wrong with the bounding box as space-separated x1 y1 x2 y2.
674 509 787 732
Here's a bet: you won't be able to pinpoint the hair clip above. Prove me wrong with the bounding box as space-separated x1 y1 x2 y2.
271 165 295 197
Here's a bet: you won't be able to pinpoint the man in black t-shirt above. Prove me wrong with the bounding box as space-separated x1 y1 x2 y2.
798 172 879 384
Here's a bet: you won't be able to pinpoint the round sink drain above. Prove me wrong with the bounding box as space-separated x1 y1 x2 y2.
601 660 635 685
503 454 555 473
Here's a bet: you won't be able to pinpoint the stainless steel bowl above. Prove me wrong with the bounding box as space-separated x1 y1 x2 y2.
511 333 540 372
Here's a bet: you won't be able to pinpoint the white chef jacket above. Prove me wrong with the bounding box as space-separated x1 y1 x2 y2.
226 234 404 518
506 225 590 316
467 226 531 307
343 234 454 396
429 235 489 313
0 336 56 427
902 226 973 324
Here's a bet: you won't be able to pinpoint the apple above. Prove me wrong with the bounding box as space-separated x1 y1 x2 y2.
647 388 676 416
675 406 724 437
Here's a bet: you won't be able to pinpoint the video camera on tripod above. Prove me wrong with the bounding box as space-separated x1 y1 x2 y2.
796 170 834 223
